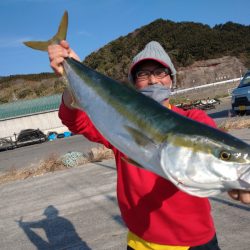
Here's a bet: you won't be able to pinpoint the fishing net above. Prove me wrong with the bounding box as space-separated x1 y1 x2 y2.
61 147 114 168
61 151 88 168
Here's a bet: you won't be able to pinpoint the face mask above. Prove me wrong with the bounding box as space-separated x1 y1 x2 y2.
139 83 172 104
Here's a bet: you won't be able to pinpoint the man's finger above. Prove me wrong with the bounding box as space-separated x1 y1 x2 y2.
239 191 250 204
50 59 64 76
228 190 239 200
60 40 69 49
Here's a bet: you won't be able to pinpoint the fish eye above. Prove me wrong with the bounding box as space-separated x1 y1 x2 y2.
220 151 231 161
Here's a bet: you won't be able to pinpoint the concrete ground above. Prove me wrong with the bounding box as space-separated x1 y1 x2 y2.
1 158 250 250
0 159 127 250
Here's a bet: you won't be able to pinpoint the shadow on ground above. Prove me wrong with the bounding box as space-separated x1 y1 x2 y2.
16 205 91 250
208 109 230 119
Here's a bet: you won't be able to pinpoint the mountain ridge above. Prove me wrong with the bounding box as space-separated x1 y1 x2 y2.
1 19 249 104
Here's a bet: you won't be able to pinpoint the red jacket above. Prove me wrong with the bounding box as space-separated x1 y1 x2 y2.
59 102 217 246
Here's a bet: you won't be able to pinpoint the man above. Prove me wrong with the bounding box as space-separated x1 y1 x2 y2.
49 40 249 250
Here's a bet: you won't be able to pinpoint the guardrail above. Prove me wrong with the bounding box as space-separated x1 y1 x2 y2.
172 77 242 95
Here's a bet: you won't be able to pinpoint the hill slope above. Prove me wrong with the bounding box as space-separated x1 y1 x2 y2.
84 19 250 84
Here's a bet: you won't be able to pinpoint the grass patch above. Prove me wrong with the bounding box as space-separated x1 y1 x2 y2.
218 116 250 130
214 93 229 99
0 146 114 185
170 96 190 105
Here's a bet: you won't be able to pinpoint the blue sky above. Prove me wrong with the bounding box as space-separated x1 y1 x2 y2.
0 0 249 76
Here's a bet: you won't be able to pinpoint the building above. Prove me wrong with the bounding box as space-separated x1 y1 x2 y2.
0 95 68 139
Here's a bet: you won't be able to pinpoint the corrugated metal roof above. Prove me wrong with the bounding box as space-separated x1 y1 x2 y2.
0 94 62 120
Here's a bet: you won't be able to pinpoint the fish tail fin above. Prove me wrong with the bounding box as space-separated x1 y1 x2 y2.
23 11 68 51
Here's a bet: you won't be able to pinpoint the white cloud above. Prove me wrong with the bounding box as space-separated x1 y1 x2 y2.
0 37 31 48
77 30 92 37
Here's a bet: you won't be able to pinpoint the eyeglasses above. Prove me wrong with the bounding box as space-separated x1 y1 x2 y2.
135 68 171 80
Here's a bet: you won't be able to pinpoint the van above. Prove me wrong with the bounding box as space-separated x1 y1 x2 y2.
231 70 250 115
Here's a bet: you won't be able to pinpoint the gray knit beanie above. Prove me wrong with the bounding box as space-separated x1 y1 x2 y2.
128 41 176 85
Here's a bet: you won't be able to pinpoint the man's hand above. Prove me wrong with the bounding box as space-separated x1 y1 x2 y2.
48 40 81 110
228 190 250 204
48 40 80 76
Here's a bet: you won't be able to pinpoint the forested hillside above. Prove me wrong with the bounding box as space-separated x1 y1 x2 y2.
84 20 250 82
1 19 249 103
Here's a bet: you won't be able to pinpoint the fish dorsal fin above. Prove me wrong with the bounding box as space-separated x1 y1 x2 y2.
124 125 155 147
121 156 144 168
23 11 68 51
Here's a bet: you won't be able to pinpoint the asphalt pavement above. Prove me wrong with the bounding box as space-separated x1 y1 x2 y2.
0 135 99 173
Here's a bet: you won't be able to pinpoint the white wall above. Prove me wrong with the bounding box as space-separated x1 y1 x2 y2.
0 111 68 139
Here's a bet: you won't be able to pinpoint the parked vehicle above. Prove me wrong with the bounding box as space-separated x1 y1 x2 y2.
46 131 72 141
0 137 15 151
16 129 46 147
47 131 58 141
57 131 72 139
231 70 250 115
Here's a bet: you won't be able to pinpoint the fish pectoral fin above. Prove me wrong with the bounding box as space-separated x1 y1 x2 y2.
121 156 144 168
124 125 155 147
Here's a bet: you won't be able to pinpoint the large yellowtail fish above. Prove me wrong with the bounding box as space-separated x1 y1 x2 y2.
24 11 250 197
